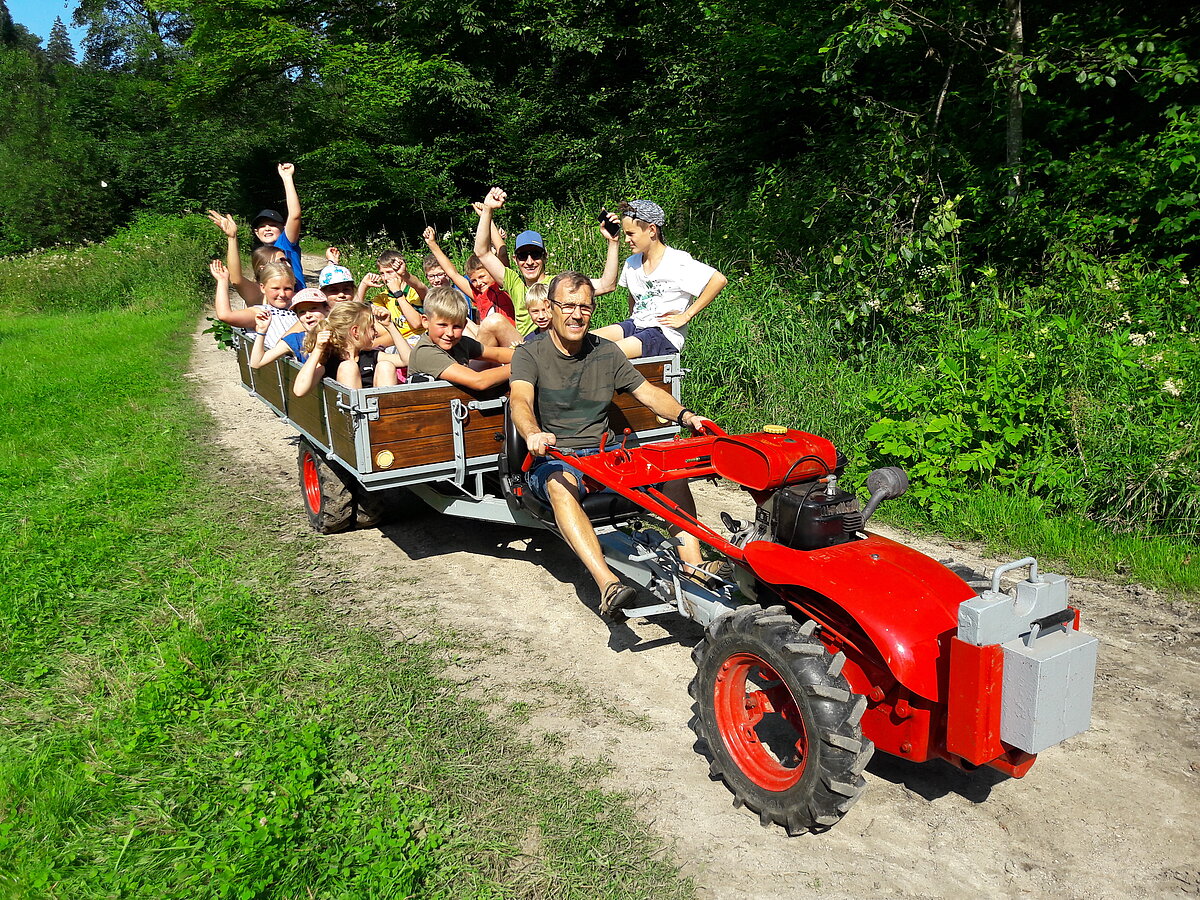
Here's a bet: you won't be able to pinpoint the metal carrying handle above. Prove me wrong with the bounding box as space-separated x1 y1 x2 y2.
991 557 1040 594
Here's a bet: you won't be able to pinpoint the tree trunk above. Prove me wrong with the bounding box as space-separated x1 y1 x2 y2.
1006 0 1024 195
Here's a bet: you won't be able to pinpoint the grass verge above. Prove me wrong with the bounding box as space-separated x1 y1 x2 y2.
0 233 692 898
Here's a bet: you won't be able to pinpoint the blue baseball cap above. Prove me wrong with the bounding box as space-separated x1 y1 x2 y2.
514 230 545 252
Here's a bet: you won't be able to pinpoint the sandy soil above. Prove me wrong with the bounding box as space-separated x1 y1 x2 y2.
189 303 1200 899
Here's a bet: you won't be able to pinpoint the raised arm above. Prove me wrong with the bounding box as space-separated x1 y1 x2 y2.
656 269 728 330
591 211 621 296
278 163 301 243
423 227 474 296
292 330 330 397
208 210 262 303
210 259 257 329
249 308 297 368
473 188 509 286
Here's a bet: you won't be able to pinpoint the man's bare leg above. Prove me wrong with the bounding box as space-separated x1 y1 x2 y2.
662 479 704 567
545 472 620 593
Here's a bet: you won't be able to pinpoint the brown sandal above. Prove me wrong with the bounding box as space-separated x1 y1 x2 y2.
600 582 637 619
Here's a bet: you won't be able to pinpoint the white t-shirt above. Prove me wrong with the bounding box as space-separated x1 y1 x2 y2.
260 306 298 349
618 246 717 350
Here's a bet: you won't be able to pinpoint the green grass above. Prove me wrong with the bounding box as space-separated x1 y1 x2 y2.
0 234 693 899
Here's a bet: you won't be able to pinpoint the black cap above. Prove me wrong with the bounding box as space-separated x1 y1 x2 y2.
253 208 286 226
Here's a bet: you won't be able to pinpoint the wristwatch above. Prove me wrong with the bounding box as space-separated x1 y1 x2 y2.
676 408 693 427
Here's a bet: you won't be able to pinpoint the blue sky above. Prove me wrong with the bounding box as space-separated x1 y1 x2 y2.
8 0 87 49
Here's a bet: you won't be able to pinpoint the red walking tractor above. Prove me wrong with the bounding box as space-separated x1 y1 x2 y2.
235 335 1098 834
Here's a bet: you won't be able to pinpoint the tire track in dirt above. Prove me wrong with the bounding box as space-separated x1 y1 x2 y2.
190 310 1200 900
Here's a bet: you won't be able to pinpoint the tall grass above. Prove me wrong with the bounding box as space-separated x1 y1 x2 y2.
0 224 693 898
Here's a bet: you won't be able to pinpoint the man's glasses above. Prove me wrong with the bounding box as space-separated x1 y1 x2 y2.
551 300 594 316
516 248 545 262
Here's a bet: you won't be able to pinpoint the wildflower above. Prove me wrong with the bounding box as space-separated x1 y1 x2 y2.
259 817 268 827
1106 277 1120 290
1119 311 1132 323
1162 380 1182 397
442 232 452 242
1129 333 1147 346
1181 274 1190 286
866 296 882 311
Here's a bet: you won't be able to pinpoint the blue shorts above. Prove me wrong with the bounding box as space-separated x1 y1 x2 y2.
527 448 605 502
619 319 678 357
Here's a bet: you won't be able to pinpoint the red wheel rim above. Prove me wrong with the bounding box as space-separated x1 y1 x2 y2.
712 651 808 791
302 452 322 515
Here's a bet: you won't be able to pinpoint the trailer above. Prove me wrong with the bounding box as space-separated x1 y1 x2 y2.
233 330 1099 834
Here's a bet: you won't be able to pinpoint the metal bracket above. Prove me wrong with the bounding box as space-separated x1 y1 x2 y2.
450 399 469 485
467 397 507 413
335 393 380 421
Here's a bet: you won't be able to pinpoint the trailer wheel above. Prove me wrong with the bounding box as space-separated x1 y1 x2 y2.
298 442 354 534
689 604 873 835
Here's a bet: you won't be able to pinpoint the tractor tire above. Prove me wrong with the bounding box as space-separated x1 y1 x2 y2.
297 441 354 534
689 604 873 835
352 485 388 529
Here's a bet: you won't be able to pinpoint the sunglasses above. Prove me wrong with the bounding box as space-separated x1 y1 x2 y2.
516 248 545 262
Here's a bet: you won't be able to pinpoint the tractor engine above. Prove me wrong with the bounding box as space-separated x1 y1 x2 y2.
711 428 908 554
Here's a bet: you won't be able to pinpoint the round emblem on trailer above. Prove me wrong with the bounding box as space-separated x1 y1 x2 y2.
763 424 787 434
375 450 395 468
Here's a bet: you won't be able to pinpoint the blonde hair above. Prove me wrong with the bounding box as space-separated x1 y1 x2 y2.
312 300 374 358
423 285 469 324
256 261 295 287
525 283 549 307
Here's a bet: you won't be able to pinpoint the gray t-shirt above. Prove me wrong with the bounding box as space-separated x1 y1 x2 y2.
409 334 483 380
511 334 646 450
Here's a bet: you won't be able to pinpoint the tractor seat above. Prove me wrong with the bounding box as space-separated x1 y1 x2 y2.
501 403 644 528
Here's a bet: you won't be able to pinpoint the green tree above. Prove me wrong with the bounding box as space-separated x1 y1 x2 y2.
46 17 75 67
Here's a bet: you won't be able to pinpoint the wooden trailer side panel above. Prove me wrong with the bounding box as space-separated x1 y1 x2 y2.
367 385 507 473
279 363 329 447
323 382 358 465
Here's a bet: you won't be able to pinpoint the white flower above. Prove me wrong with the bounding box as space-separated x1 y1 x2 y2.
1106 277 1120 290
1129 333 1147 346
866 296 882 311
1180 274 1190 286
1162 380 1182 397
442 231 452 242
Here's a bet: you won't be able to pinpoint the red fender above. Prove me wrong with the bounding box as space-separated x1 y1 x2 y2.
741 533 977 702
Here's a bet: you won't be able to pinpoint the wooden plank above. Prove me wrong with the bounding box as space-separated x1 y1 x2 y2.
281 364 328 446
254 357 286 412
235 340 253 392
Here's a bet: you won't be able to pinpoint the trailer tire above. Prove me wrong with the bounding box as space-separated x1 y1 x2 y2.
298 441 354 534
689 604 872 835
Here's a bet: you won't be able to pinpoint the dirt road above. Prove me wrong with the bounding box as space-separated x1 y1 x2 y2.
190 316 1199 899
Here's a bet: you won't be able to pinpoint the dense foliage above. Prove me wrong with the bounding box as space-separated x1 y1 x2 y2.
1 0 1196 545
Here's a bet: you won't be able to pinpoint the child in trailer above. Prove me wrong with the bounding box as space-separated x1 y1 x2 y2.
249 288 329 367
514 283 552 345
471 187 620 350
421 227 508 327
406 287 512 390
591 199 728 359
249 163 306 291
211 259 298 349
370 249 428 343
206 211 289 303
292 302 410 397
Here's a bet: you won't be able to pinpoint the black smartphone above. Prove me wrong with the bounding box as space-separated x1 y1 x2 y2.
597 209 621 237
